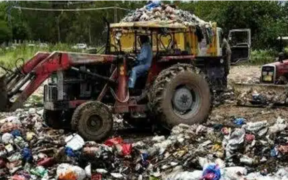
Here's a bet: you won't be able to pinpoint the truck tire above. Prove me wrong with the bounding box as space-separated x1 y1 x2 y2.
72 101 113 141
149 63 212 129
43 110 62 129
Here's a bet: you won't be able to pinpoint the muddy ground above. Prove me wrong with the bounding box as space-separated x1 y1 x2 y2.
211 65 288 125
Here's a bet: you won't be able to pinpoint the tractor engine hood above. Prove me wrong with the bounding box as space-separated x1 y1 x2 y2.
263 59 288 67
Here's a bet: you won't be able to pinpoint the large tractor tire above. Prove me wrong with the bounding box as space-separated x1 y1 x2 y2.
71 101 113 141
149 63 212 129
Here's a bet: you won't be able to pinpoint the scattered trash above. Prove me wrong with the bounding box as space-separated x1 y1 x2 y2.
234 118 246 125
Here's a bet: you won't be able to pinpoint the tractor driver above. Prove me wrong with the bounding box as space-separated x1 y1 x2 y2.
128 35 153 88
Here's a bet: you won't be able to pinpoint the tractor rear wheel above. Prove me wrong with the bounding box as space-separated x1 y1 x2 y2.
149 63 212 129
71 101 113 141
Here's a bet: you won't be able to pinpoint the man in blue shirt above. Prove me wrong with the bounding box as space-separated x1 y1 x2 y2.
128 35 153 88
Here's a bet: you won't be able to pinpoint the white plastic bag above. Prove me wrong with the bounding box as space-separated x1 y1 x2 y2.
222 167 247 180
56 163 86 180
164 170 203 180
244 121 268 132
65 134 85 151
2 133 14 144
85 163 91 178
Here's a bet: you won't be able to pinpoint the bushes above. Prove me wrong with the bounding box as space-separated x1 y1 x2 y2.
249 49 277 65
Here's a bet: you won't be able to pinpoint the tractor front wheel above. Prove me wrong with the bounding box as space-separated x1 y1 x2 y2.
71 101 113 141
149 64 212 129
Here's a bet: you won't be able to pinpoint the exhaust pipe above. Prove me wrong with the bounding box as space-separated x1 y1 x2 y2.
0 75 8 111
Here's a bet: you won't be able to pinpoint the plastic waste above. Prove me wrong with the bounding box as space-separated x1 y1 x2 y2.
115 143 132 156
25 132 36 141
145 0 161 11
245 134 255 143
222 167 247 180
30 166 47 177
5 144 14 154
225 128 245 157
65 134 85 151
152 136 165 143
28 108 36 114
22 148 33 162
202 164 221 180
65 147 77 157
96 169 108 174
0 122 21 133
91 173 102 180
2 133 14 144
234 118 246 125
104 137 123 146
6 116 21 125
11 129 22 137
11 175 29 180
111 173 123 179
269 117 287 134
14 136 28 148
270 147 279 157
85 163 91 177
244 121 268 133
57 163 86 180
105 137 132 156
240 155 254 165
7 152 22 162
37 157 55 167
165 170 202 180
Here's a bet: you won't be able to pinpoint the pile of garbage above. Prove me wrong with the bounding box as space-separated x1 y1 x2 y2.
1 108 288 179
121 1 210 27
237 89 288 106
213 88 235 106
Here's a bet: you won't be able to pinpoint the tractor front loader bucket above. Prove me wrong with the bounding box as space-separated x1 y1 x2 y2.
0 52 50 112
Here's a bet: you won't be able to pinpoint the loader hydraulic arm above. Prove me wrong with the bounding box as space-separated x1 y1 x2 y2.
1 52 118 111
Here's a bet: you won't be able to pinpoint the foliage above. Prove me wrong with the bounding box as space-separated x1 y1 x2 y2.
0 1 286 50
250 49 277 65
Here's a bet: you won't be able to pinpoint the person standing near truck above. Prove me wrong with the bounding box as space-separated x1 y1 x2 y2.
222 34 232 86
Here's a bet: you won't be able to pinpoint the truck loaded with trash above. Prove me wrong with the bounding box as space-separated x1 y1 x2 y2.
1 1 287 180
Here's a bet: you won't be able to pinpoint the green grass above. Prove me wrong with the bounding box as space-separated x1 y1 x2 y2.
0 43 81 69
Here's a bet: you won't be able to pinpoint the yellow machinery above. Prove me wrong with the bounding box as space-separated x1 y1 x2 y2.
109 21 222 57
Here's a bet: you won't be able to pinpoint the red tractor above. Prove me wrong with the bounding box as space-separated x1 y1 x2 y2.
261 36 288 84
0 21 228 141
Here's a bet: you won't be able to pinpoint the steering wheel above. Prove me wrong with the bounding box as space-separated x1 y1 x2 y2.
126 54 138 70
